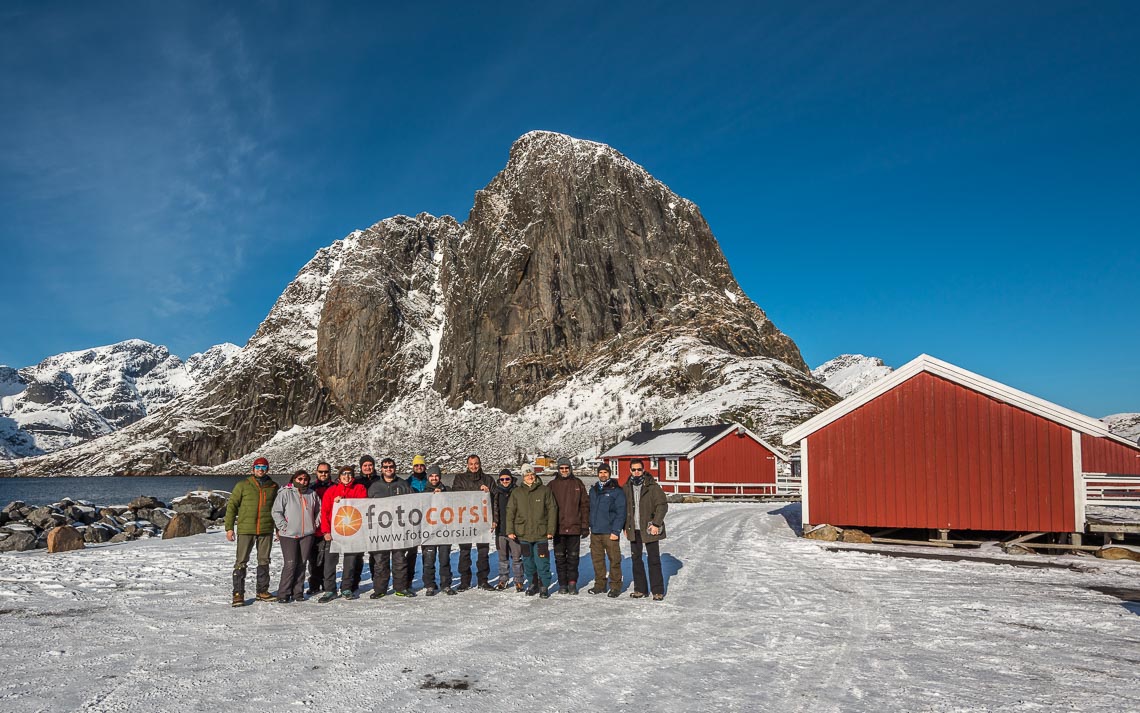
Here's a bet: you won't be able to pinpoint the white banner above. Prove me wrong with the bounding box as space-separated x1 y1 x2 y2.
329 492 495 553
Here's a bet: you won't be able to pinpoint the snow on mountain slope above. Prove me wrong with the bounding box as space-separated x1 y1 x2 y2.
0 340 239 459
812 354 894 398
1102 413 1140 444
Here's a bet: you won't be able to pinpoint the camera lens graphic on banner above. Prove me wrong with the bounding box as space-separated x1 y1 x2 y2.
333 505 363 537
330 492 494 553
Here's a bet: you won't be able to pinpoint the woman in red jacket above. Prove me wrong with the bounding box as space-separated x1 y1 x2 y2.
317 465 367 602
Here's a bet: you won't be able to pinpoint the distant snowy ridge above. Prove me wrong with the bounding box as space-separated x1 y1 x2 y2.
0 340 240 459
1102 413 1140 444
812 354 894 399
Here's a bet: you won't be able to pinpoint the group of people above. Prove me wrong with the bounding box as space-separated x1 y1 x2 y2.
223 453 670 606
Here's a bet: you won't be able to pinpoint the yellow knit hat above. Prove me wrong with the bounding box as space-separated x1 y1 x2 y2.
411 454 427 466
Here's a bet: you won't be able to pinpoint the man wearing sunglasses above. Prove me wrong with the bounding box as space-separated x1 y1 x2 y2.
365 457 413 598
307 462 334 596
225 457 280 606
623 459 669 601
492 469 523 591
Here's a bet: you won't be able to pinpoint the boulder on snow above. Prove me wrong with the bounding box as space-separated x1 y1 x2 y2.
803 524 840 542
128 496 163 511
108 532 131 544
27 506 66 530
840 528 873 544
172 496 214 520
83 523 116 544
1095 546 1140 562
148 508 177 529
162 513 207 539
0 528 40 552
47 525 86 553
666 494 685 503
2 501 27 518
681 496 708 504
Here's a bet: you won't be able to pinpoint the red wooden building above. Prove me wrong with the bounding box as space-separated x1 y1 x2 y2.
600 423 789 495
782 354 1140 534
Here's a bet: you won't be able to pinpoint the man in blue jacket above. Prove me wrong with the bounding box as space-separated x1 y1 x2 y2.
587 463 627 597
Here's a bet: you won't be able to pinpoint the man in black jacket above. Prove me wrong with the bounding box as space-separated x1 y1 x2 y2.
351 455 380 590
451 453 495 591
366 457 414 598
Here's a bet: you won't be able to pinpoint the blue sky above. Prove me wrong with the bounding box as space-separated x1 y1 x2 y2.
1 1 1137 416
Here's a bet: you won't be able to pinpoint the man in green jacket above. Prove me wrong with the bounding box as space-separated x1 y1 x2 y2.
507 468 558 599
225 457 280 606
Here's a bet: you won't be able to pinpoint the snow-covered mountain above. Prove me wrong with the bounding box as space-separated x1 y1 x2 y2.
1102 413 1140 444
9 132 839 475
811 354 894 399
0 340 239 459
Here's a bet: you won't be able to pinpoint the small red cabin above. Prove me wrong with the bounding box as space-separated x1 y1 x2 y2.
600 423 789 496
782 354 1140 534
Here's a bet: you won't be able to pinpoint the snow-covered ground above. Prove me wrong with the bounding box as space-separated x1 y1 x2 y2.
2 503 1139 712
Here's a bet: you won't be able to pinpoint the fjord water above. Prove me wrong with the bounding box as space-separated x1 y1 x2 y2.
0 476 289 507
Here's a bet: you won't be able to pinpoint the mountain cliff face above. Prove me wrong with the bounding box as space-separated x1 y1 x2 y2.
0 341 239 459
9 131 837 475
1103 413 1140 444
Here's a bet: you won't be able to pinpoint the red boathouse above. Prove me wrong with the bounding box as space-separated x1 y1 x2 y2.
782 355 1140 534
600 423 789 495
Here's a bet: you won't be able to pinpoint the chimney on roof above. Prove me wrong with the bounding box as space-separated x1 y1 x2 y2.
640 421 652 433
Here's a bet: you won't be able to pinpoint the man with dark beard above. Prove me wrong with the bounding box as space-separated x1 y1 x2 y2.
549 457 590 595
451 453 495 591
307 461 333 595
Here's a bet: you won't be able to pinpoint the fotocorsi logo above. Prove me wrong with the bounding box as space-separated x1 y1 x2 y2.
333 505 363 537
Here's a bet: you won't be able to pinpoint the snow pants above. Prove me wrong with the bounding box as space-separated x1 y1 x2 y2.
552 534 582 587
233 533 273 595
589 533 623 591
277 534 314 600
368 548 410 594
497 535 523 584
520 539 552 589
457 542 490 586
630 530 664 596
323 549 363 594
421 544 453 590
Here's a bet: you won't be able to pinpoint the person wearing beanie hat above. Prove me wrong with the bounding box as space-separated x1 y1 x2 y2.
349 455 380 588
493 468 524 591
317 465 367 602
549 458 590 595
271 470 321 603
403 455 430 593
225 457 280 606
588 463 626 597
451 454 496 591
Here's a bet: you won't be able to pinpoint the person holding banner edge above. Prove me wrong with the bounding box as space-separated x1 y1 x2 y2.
419 465 456 596
452 454 495 592
317 465 367 602
366 457 413 598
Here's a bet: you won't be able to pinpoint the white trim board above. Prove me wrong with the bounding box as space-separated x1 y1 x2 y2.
782 354 1139 449
686 423 791 461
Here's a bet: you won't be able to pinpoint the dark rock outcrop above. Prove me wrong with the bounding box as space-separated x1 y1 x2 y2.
162 512 207 539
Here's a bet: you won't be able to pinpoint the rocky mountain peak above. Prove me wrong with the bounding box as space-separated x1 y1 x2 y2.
10 132 836 475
